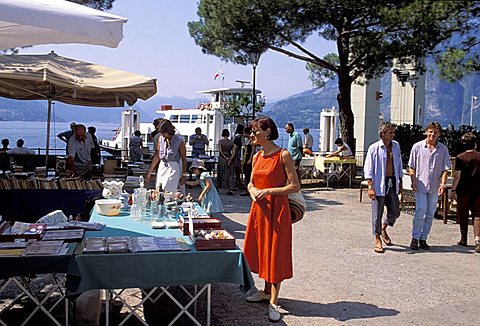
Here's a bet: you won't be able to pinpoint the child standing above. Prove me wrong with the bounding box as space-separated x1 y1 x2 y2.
186 159 223 214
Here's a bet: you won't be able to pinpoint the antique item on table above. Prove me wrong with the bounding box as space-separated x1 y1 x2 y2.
102 180 125 199
191 229 236 250
95 199 122 216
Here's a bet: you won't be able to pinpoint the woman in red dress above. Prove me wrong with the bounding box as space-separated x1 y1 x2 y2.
243 117 300 322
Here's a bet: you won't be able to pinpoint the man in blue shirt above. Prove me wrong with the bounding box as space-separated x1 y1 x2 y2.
285 123 303 181
408 122 450 250
364 122 403 253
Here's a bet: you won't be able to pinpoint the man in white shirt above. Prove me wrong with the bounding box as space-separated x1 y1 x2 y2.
7 139 35 155
302 128 314 155
67 124 94 178
326 138 353 157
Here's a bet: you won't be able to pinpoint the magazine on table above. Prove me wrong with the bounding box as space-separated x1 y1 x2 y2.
45 221 106 231
42 229 84 241
22 240 68 256
130 236 182 252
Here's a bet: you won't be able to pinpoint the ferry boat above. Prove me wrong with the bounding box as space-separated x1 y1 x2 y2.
99 86 263 159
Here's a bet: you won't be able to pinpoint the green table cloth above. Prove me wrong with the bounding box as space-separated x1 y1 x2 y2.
66 207 253 297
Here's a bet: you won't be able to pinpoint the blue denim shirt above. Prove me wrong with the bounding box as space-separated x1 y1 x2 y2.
408 140 450 194
364 139 403 196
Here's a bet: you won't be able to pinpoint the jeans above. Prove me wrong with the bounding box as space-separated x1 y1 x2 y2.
372 176 400 235
412 192 438 240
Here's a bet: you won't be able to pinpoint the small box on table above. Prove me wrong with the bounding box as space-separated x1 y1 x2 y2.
190 229 236 250
180 217 222 235
0 221 46 242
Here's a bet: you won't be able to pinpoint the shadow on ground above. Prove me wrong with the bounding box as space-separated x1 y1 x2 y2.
281 298 400 321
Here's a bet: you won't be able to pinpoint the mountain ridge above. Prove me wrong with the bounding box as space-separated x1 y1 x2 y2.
0 70 479 129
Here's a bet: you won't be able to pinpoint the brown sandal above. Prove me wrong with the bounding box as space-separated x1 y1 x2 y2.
374 246 385 254
381 230 392 246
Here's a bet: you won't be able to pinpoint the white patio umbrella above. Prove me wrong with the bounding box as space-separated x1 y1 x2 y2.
0 51 157 164
0 0 127 51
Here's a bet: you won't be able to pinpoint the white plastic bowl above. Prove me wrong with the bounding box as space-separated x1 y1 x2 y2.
95 199 122 216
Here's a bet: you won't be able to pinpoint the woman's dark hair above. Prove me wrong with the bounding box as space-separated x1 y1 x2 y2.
461 132 477 150
235 124 244 135
159 120 176 136
134 130 141 137
244 127 251 134
251 116 279 140
221 129 230 137
334 137 343 145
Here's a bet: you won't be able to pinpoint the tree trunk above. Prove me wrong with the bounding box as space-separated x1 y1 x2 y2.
337 72 355 154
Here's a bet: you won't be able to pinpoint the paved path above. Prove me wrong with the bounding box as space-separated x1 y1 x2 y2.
211 186 478 325
1 185 476 325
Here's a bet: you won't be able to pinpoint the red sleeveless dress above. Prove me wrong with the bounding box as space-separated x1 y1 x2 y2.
243 149 293 283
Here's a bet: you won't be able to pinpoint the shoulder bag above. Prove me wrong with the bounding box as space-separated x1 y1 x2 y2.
280 149 306 223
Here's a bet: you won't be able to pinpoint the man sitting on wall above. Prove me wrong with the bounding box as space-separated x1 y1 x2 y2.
7 139 35 155
67 124 94 178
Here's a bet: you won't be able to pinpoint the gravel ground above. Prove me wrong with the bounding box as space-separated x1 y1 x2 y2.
1 183 478 325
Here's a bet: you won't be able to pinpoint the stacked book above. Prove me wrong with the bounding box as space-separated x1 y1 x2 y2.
0 175 103 190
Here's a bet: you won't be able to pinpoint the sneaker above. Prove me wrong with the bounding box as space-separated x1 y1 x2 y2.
268 303 281 322
475 241 480 253
419 240 431 250
410 238 419 250
246 290 271 303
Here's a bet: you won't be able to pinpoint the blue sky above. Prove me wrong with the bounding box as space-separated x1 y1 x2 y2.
21 0 336 101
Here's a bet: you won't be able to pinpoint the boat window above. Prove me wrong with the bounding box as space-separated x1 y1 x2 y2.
192 114 202 123
170 115 179 123
180 115 190 123
213 92 220 102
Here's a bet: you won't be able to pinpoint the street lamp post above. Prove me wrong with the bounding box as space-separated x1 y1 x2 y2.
410 75 419 126
470 95 478 127
248 51 261 121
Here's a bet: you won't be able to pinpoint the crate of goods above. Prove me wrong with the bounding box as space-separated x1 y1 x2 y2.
180 217 222 235
190 229 236 250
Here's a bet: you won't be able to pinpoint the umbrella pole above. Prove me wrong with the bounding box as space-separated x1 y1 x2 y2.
45 98 52 171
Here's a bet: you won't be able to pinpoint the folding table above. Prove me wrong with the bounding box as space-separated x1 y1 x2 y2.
0 243 79 326
315 156 357 187
66 208 254 326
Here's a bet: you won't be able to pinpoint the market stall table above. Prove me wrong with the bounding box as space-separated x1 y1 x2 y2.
315 156 357 187
66 207 254 326
0 243 79 326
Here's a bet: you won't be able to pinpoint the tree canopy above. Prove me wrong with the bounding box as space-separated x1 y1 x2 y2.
69 0 115 10
189 0 479 149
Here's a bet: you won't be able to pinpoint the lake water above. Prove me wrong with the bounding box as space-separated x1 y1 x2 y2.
0 121 119 154
0 121 321 153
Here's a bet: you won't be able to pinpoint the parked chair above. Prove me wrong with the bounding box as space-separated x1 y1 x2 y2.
359 180 369 202
299 157 316 183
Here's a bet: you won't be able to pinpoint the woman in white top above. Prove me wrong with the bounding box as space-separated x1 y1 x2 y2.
146 120 187 193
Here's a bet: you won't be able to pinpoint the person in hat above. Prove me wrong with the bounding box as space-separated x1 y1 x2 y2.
185 159 223 214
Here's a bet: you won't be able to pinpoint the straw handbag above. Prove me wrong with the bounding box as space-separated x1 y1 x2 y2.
288 191 306 223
